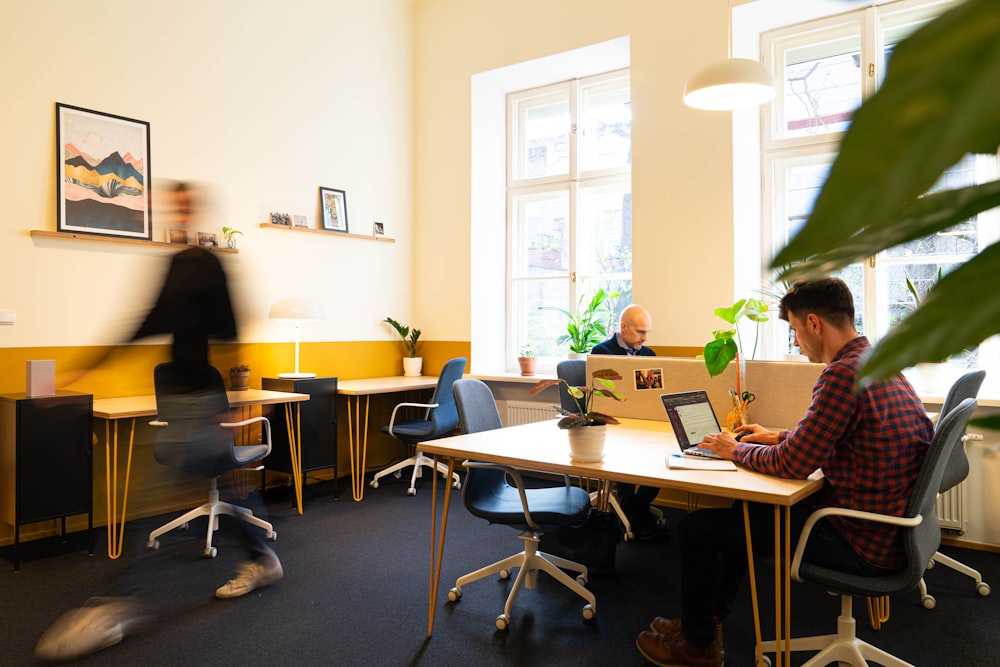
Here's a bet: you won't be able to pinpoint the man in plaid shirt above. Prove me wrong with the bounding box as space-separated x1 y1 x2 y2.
636 278 933 667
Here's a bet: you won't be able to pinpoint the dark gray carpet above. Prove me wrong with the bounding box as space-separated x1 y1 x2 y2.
2 474 998 666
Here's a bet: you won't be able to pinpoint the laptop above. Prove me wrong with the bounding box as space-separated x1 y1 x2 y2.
660 390 724 459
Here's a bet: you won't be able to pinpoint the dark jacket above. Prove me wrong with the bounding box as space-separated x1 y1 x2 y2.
591 333 654 356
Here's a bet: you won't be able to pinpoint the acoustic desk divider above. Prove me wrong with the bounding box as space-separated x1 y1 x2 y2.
586 356 824 430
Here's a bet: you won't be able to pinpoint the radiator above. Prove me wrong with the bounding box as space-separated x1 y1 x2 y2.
936 482 965 532
505 400 558 426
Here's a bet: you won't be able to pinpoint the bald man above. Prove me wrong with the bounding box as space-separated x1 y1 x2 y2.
592 304 655 356
591 304 665 541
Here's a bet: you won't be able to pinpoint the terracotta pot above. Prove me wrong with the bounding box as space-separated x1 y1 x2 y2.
567 424 606 463
517 357 537 376
229 370 249 391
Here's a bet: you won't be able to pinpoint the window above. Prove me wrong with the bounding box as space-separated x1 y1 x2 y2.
507 70 632 371
761 0 999 382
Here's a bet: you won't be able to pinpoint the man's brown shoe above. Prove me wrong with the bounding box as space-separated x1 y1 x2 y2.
648 617 724 657
636 629 723 667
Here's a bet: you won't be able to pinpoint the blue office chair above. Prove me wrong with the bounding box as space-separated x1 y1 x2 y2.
369 357 466 495
917 369 989 608
146 362 275 558
762 397 977 667
447 378 596 630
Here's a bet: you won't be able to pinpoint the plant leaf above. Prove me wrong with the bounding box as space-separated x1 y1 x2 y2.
587 412 620 425
970 415 1000 432
528 379 561 396
703 338 737 377
592 369 622 382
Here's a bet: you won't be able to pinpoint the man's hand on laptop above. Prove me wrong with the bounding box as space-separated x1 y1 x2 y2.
732 424 781 445
700 424 781 459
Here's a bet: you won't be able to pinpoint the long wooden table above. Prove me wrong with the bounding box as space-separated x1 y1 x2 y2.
92 388 309 559
336 376 439 501
419 418 822 667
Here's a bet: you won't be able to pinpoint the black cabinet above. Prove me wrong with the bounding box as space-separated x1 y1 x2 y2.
262 377 338 500
0 391 93 570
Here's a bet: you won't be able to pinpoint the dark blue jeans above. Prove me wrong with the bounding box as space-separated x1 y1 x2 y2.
677 501 886 647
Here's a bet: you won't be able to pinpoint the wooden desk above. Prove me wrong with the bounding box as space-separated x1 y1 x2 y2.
336 376 439 501
419 418 822 667
92 388 309 559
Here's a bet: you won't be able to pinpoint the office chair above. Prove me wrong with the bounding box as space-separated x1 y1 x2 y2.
556 359 663 541
917 369 990 608
761 397 977 667
146 362 275 558
369 357 466 495
448 378 597 630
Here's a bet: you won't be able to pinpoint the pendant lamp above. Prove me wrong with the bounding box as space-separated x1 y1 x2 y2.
683 1 776 111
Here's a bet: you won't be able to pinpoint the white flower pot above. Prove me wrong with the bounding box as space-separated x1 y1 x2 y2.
402 356 423 377
567 424 606 463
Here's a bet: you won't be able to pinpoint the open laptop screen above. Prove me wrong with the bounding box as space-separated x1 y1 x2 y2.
660 390 722 450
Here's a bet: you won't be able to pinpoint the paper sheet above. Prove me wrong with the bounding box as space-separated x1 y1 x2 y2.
664 453 737 471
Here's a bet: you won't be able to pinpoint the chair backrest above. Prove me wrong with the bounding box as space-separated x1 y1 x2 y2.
425 357 467 437
937 370 985 492
902 397 978 584
453 378 503 434
152 362 237 478
556 359 587 414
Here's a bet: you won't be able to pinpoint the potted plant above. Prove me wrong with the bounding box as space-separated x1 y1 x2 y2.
222 226 243 249
543 288 620 358
517 345 537 377
229 364 250 391
384 316 423 376
529 368 624 462
701 297 769 428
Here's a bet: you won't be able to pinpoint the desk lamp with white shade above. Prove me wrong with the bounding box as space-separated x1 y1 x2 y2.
269 297 326 379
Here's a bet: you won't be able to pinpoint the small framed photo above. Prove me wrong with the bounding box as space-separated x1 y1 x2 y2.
373 221 385 237
198 232 217 248
292 214 308 228
270 212 290 226
634 368 663 391
168 229 189 244
319 187 348 233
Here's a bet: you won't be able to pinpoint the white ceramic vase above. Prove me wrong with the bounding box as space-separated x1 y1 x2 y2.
567 424 606 463
403 356 423 377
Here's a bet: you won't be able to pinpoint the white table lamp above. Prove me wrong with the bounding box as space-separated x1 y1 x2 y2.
269 297 326 379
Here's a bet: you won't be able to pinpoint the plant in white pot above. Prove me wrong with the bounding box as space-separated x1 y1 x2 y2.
529 368 624 462
384 316 423 376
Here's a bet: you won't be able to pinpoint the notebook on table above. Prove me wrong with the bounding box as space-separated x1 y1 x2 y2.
660 390 725 459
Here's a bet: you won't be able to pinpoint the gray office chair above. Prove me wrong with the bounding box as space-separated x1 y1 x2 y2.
447 378 596 630
917 369 990 608
762 397 977 667
370 357 466 495
556 358 663 541
146 362 275 558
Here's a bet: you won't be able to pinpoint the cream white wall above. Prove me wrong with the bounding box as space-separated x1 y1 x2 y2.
0 0 414 349
411 0 737 348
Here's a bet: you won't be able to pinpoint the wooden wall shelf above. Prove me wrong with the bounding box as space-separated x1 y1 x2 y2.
258 223 395 243
30 230 238 253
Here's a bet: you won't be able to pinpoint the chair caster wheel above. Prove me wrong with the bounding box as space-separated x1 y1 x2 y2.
448 587 462 602
204 547 217 558
758 655 772 667
147 539 160 550
407 488 417 496
369 480 380 489
393 470 402 479
499 569 511 580
977 582 991 596
576 574 588 585
495 614 510 630
267 530 277 542
922 594 936 609
452 479 461 490
623 531 634 542
582 603 596 620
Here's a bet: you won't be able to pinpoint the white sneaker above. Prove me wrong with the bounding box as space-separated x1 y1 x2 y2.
35 597 144 662
215 553 283 599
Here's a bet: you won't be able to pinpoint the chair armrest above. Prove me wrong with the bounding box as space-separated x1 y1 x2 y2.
387 401 439 437
790 506 923 582
221 415 272 456
463 460 572 531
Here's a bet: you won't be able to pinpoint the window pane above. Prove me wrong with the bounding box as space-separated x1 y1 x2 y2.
782 34 861 138
782 160 831 240
512 90 570 179
511 191 569 278
512 279 569 358
580 75 631 172
578 182 632 282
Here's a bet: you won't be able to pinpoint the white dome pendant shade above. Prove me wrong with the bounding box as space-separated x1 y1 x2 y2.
684 57 776 111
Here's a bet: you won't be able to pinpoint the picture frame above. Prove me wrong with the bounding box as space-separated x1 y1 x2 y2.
198 232 218 248
373 221 385 237
168 229 189 244
270 212 291 226
292 214 308 228
56 103 152 240
319 187 348 233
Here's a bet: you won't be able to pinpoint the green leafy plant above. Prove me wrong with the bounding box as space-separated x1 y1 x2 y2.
543 288 621 354
222 226 243 247
229 364 250 373
905 267 943 309
702 298 769 377
529 368 624 428
384 316 421 357
518 344 536 359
